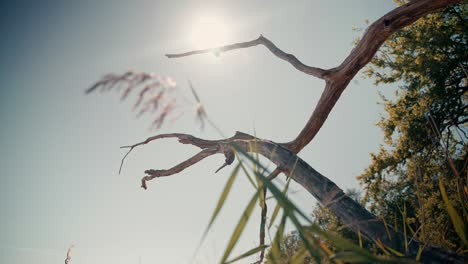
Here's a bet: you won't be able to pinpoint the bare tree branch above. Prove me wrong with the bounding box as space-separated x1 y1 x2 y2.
166 0 460 153
119 131 255 188
123 132 464 263
141 147 218 189
103 0 462 263
166 35 329 79
285 0 460 152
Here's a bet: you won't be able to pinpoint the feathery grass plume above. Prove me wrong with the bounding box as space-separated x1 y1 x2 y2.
88 71 212 131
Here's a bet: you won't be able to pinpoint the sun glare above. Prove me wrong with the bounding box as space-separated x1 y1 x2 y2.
189 15 229 49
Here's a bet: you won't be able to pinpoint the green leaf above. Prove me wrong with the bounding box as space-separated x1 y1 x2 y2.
358 228 363 248
384 245 405 257
192 163 241 259
236 148 322 261
220 190 260 264
224 244 269 264
439 178 468 247
269 176 293 229
267 213 287 263
236 147 412 263
415 244 425 262
403 202 408 253
233 145 312 223
208 163 241 230
331 251 374 263
290 218 322 263
236 155 257 189
290 246 308 264
268 158 298 229
307 225 388 263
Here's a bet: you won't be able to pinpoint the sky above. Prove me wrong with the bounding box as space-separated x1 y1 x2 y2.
0 0 399 263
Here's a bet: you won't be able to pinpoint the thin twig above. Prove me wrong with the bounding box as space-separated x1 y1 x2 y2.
141 147 218 189
64 244 74 264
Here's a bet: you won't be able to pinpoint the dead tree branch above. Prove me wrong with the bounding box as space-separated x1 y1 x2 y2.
140 147 217 189
166 0 460 153
166 36 328 79
165 2 460 259
113 0 462 263
123 132 463 263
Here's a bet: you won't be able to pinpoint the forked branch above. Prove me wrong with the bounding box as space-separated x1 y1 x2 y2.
166 0 460 153
111 0 462 263
166 35 329 79
122 132 463 263
141 147 218 189
162 1 461 262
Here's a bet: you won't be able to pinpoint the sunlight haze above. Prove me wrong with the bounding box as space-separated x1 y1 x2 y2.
1 0 398 263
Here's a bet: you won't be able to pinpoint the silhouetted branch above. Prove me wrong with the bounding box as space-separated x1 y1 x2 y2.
95 0 462 263
167 0 460 153
122 131 464 263
141 147 218 189
167 35 329 79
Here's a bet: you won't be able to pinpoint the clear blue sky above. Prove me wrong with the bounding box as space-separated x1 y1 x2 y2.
1 0 398 263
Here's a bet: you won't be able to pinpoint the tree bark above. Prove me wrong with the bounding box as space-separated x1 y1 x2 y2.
114 0 465 263
122 132 465 263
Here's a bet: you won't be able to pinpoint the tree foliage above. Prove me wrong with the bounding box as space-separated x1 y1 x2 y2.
359 2 467 251
267 2 468 261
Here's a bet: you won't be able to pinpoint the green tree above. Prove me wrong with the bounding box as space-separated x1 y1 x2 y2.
359 1 467 251
265 2 468 261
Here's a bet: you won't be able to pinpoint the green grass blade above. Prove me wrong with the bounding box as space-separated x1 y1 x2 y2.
308 225 383 262
438 178 468 246
232 146 312 224
269 176 293 229
384 245 405 257
358 228 363 248
237 149 320 261
290 245 308 264
268 203 282 230
260 144 278 176
192 163 241 260
268 158 298 229
208 163 241 229
415 244 425 262
374 238 391 256
254 171 311 224
220 190 260 264
235 147 403 263
290 217 322 263
331 251 374 263
249 163 322 261
237 155 257 189
224 244 269 264
381 217 392 241
267 213 287 263
403 202 408 253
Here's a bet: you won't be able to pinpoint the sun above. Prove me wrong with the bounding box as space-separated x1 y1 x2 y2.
189 15 229 49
